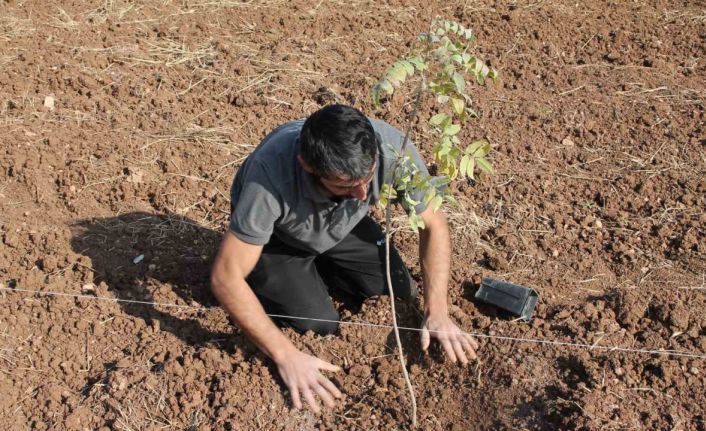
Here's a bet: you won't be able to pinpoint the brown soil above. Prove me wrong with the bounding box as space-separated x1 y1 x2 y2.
1 0 705 429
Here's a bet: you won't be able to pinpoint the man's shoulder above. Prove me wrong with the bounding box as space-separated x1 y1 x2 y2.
368 117 404 138
245 119 304 171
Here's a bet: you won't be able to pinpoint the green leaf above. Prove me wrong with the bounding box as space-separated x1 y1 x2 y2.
476 157 493 174
451 97 464 116
400 60 414 76
404 193 420 207
443 123 461 136
387 64 407 86
466 156 475 179
442 63 455 76
477 63 490 83
429 112 450 126
379 79 394 95
423 186 435 205
466 140 486 156
488 68 498 81
409 213 426 232
408 55 427 72
435 176 451 187
464 28 473 40
452 72 465 94
379 183 397 207
478 140 491 157
372 83 381 107
459 155 470 177
474 60 484 75
431 195 443 212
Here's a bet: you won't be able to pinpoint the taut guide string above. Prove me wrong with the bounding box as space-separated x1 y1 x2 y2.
2 286 706 360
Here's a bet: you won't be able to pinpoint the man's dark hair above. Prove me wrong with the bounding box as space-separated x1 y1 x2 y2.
299 104 378 180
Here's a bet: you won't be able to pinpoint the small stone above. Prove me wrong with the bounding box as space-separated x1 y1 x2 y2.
690 367 699 375
615 367 624 376
44 95 55 110
148 264 156 271
562 137 575 146
133 254 144 264
81 283 96 294
126 167 145 184
552 249 559 258
595 219 603 229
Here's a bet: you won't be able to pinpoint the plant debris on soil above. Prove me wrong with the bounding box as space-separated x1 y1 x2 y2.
1 1 705 430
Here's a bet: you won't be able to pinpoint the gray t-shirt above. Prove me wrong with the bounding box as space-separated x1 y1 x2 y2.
229 118 430 254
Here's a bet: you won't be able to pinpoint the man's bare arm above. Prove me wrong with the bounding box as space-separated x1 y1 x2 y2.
418 206 479 363
210 231 341 412
210 232 295 360
418 206 452 316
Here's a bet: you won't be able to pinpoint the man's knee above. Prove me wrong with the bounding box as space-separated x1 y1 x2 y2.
289 310 340 335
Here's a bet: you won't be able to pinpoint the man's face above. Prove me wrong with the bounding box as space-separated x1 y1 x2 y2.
317 161 376 201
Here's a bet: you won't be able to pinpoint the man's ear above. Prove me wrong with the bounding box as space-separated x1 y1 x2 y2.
297 155 315 174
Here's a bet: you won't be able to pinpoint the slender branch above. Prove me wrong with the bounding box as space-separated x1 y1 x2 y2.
382 67 426 428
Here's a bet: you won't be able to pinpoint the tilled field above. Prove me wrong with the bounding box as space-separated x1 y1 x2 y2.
1 0 705 429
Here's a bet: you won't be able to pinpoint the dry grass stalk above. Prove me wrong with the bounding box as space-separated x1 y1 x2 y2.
444 203 498 238
663 9 706 23
191 0 285 8
49 8 79 31
143 125 234 149
0 16 35 41
144 39 218 68
0 54 18 66
85 0 136 25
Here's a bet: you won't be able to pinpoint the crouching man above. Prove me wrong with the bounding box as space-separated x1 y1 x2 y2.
211 104 478 412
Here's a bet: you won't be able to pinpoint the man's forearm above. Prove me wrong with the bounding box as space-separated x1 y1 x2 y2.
212 277 295 362
419 215 451 315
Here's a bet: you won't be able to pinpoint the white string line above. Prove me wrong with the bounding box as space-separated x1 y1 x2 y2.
2 286 706 360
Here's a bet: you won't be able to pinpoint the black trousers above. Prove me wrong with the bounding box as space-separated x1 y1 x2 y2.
246 216 416 335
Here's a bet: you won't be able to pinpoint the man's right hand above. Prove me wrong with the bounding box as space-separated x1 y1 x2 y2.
275 347 342 413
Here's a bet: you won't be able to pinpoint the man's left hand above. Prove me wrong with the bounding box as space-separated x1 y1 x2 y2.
420 313 479 364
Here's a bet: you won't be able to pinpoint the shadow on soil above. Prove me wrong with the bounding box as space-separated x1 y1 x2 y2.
69 212 242 349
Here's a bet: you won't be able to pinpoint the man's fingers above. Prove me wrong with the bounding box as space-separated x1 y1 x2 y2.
461 336 478 360
318 359 341 373
440 338 458 363
317 374 342 399
301 388 320 414
290 385 303 410
420 326 431 351
465 334 479 350
452 339 468 365
313 381 336 408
